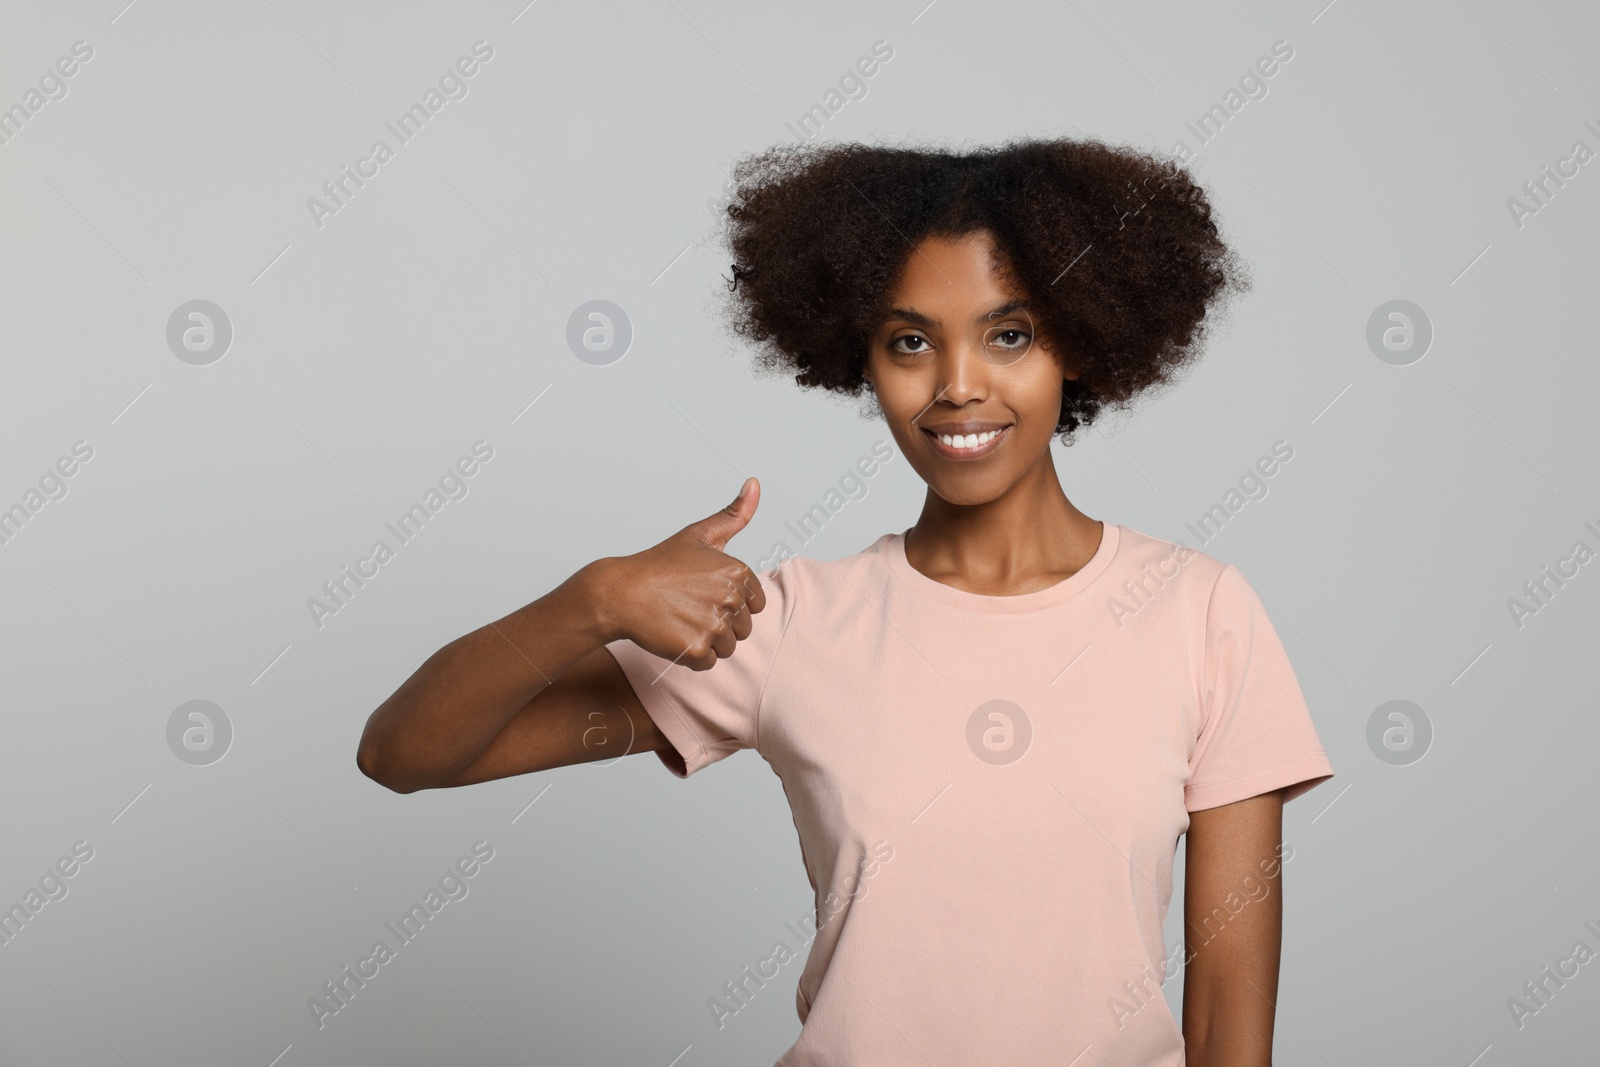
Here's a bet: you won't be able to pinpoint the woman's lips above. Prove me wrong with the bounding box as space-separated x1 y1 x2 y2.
921 425 1010 461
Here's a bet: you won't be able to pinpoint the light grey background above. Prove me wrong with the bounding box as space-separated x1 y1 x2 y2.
2 0 1596 1063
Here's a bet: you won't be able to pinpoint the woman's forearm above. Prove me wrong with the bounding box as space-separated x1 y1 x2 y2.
355 560 618 792
1183 980 1275 1066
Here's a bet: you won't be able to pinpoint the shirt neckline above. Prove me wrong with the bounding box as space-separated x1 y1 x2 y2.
883 520 1121 613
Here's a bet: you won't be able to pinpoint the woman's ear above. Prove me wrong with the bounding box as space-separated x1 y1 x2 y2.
1041 333 1081 382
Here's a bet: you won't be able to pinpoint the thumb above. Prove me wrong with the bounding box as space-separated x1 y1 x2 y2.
684 477 760 551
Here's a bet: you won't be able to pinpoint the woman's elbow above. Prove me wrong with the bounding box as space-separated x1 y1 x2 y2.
356 739 424 794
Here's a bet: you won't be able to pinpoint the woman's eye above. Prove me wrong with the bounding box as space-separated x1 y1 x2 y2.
890 335 929 355
991 329 1030 349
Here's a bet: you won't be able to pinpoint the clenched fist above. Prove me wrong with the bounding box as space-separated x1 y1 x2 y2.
595 478 767 670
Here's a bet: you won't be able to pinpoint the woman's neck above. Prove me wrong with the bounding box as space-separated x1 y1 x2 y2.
906 448 1104 597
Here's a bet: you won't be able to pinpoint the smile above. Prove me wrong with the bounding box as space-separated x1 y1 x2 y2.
921 425 1010 460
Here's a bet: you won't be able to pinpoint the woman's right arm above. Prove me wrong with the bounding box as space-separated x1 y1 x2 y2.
355 478 764 793
355 563 655 793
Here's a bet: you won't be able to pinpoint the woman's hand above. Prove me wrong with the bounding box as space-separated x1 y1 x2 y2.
591 477 767 670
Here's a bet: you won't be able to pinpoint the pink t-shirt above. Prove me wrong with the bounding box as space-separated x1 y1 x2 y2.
605 522 1333 1065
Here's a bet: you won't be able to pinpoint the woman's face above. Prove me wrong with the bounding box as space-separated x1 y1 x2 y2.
865 229 1079 507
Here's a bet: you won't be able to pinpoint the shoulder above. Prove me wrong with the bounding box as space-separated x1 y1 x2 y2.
755 531 896 580
747 532 898 614
1103 523 1264 632
1111 523 1230 588
1114 528 1293 656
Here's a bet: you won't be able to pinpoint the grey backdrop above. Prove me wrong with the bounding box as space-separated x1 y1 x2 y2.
2 0 1596 1063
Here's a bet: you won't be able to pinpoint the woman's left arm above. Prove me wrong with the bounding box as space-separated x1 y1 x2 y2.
1181 788 1287 1067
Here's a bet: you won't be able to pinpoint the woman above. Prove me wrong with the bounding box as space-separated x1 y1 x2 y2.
357 136 1334 1066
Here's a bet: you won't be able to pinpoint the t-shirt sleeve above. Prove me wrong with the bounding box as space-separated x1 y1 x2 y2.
1186 563 1334 813
603 560 795 779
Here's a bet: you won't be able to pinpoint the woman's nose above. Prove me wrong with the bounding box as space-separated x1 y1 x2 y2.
935 339 989 404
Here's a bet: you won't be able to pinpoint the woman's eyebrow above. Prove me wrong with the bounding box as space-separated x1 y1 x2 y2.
884 300 1030 327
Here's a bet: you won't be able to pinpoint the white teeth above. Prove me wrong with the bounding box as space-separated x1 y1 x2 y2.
938 429 1001 449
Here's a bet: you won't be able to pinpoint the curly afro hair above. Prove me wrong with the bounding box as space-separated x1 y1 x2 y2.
709 135 1251 442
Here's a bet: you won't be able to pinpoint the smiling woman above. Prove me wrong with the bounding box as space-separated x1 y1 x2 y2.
717 137 1248 444
358 136 1332 1067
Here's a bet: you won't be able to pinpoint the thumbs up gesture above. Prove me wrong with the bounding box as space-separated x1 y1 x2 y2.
598 478 767 670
